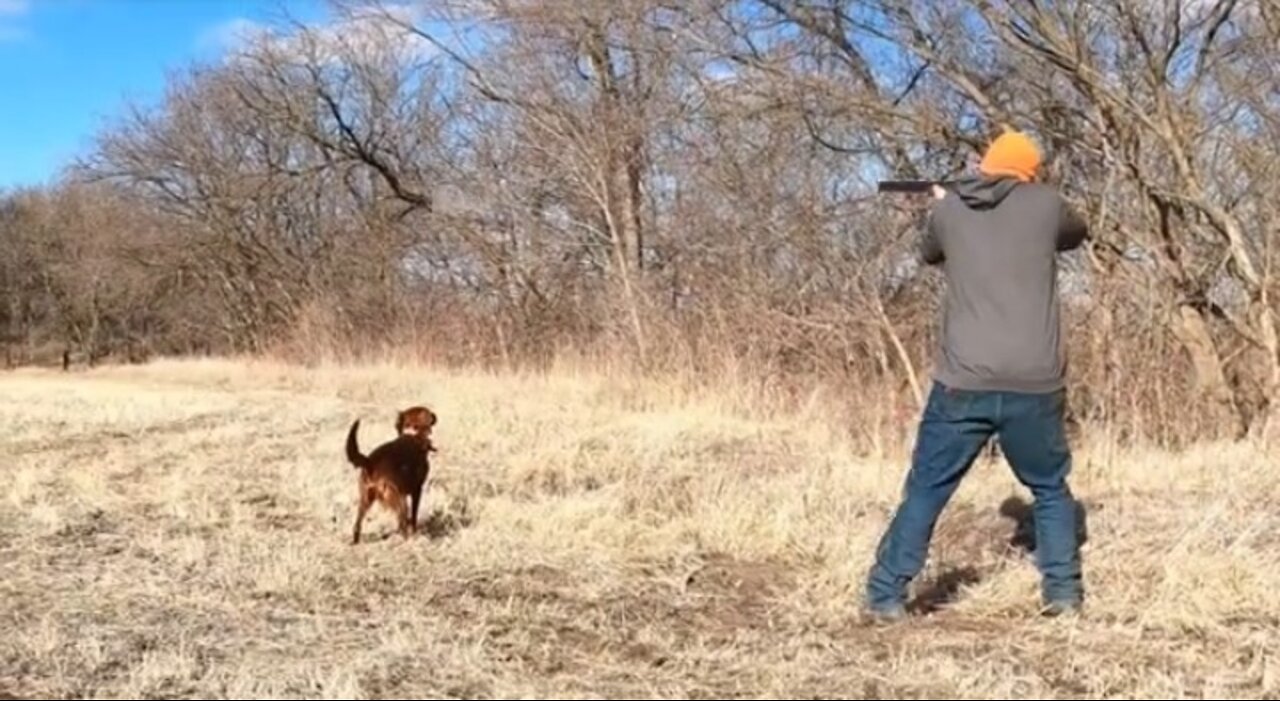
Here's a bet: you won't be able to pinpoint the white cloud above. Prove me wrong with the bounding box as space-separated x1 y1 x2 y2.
205 4 434 66
198 17 270 54
0 0 28 43
1136 0 1225 21
0 0 29 17
296 4 435 63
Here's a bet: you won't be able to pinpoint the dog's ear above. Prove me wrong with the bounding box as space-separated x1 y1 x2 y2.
395 410 406 435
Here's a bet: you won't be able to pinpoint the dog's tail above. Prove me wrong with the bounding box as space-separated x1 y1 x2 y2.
345 419 370 469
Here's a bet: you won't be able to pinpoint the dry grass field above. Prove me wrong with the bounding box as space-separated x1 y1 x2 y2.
1 358 1278 699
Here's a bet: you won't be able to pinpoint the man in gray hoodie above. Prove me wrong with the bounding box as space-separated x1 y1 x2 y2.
864 131 1088 620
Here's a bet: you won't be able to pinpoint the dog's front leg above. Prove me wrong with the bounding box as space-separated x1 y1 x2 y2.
396 497 412 539
409 485 425 535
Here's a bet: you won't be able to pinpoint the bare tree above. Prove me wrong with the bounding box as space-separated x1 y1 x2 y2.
5 0 1275 450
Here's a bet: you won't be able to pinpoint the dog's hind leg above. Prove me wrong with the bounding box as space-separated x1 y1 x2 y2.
352 488 374 545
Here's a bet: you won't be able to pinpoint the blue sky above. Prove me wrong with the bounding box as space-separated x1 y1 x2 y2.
0 0 326 190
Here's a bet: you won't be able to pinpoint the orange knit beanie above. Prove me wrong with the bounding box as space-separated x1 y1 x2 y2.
979 130 1041 182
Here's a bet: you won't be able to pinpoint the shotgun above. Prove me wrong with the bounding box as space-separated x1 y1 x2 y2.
876 180 955 194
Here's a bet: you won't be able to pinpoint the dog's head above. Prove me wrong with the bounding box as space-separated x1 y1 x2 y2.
395 405 437 439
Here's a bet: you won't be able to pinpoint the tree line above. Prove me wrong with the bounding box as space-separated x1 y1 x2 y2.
2 0 1278 448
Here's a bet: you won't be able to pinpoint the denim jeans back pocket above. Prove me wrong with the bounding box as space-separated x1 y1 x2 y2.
928 383 980 423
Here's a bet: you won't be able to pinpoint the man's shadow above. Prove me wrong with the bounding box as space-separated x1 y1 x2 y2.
998 495 1090 554
907 566 983 614
905 495 1091 615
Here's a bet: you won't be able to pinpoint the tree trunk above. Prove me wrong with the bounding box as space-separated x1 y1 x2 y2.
1170 304 1243 437
1246 303 1280 443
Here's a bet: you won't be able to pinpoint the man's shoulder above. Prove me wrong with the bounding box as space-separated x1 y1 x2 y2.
1011 181 1065 202
1000 182 1072 221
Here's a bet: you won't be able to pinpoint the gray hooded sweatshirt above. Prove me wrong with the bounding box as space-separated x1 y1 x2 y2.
921 175 1088 394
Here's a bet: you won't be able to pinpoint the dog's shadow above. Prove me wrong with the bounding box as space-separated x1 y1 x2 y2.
998 495 1090 554
362 503 474 543
419 499 475 541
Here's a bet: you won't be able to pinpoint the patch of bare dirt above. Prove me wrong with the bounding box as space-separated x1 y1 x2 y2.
682 552 797 632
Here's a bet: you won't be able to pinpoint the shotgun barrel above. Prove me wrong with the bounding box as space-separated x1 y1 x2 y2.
876 180 953 194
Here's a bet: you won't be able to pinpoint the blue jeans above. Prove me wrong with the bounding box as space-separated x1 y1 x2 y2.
866 382 1083 610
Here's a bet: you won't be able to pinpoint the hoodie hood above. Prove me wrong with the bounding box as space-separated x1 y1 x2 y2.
951 175 1021 210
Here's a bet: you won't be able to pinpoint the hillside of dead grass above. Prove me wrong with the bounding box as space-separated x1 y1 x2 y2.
1 358 1278 699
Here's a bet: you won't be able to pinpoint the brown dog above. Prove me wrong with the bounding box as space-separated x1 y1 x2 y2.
345 406 437 544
